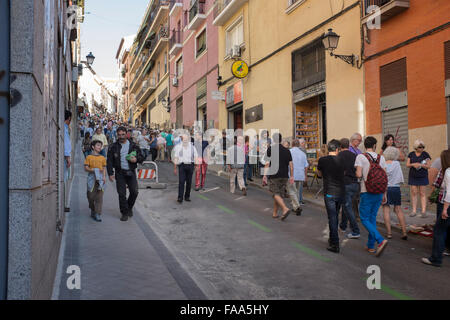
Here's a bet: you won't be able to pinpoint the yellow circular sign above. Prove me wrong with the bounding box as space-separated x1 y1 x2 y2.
231 60 249 79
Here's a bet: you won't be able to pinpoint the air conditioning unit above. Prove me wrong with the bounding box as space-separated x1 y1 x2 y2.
232 45 241 58
172 77 178 87
142 80 148 88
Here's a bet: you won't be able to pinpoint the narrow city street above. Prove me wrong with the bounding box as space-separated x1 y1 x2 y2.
56 146 450 300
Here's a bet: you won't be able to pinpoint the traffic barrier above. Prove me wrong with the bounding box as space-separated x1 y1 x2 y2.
137 161 167 189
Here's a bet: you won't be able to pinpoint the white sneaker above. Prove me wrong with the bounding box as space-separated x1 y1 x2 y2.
347 233 360 239
409 212 417 217
443 249 450 256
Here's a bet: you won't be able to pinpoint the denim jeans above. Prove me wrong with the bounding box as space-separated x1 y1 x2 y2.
359 192 384 249
298 181 304 203
429 203 450 265
324 194 343 246
339 183 360 235
142 149 149 161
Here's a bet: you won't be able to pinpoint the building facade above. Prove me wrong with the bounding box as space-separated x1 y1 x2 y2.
116 35 135 121
168 0 220 130
214 0 364 163
6 0 83 299
128 0 171 129
363 0 450 162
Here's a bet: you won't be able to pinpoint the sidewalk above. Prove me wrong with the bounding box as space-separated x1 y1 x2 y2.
55 144 205 300
207 164 437 235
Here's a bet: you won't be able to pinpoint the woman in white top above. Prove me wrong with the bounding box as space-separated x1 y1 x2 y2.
382 147 408 240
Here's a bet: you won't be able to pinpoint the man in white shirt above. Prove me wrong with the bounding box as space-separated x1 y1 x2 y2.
288 140 309 215
227 136 247 195
173 133 198 203
354 136 388 257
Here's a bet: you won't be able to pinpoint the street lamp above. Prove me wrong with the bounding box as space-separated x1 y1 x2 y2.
86 52 95 66
322 28 358 67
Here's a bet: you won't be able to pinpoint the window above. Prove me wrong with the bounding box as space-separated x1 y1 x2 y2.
157 61 160 82
196 29 207 58
292 42 325 91
176 56 183 77
164 51 167 74
226 18 244 57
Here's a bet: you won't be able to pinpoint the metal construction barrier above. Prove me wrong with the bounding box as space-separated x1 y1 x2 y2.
137 161 167 189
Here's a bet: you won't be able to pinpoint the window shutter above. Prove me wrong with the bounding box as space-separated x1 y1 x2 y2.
380 58 407 97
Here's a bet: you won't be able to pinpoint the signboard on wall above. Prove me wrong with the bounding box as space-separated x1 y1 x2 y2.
226 81 243 107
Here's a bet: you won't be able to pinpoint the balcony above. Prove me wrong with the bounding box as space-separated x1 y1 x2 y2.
130 0 170 71
169 0 183 17
136 77 157 105
187 0 206 30
213 0 248 26
130 25 168 92
361 0 410 25
169 29 183 56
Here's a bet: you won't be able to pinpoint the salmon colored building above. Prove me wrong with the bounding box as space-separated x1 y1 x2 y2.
363 0 450 162
168 0 219 130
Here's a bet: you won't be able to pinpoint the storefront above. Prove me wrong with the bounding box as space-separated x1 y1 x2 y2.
294 86 326 162
226 80 243 130
196 77 207 130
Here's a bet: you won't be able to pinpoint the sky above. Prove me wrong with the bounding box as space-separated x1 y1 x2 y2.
80 0 150 79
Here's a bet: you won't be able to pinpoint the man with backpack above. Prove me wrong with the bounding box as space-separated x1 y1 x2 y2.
355 136 389 257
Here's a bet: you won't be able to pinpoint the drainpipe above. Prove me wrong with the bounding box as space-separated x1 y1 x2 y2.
0 0 11 300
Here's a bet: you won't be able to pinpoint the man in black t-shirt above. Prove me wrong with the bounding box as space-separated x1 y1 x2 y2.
337 138 361 239
262 133 294 221
317 139 345 253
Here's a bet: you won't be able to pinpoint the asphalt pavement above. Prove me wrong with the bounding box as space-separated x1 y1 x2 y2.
133 161 450 300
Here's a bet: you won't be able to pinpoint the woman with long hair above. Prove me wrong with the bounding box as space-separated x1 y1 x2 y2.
381 134 405 161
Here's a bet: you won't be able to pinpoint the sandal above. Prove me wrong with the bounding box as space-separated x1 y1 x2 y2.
387 233 392 239
401 233 408 240
365 247 376 253
272 215 279 219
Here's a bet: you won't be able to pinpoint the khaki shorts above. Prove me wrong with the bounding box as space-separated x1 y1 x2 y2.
269 178 288 197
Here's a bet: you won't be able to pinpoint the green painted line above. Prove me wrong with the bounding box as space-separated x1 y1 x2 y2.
380 284 414 300
217 205 235 214
196 194 209 201
247 219 271 233
291 241 331 262
362 278 414 300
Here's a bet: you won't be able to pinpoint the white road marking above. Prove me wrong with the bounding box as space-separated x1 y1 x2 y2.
264 208 271 211
200 187 220 193
234 196 246 201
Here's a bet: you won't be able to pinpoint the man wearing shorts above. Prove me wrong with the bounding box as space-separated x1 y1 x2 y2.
262 133 294 221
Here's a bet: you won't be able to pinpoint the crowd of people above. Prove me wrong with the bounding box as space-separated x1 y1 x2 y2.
77 113 450 267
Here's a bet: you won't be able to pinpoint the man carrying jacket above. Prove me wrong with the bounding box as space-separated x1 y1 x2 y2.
107 126 145 221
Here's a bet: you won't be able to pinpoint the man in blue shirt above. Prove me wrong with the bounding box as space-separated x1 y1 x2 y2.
64 110 72 212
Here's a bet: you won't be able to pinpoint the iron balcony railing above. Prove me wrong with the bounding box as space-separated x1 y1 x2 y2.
363 0 391 14
131 0 170 66
213 0 233 20
136 77 157 104
189 0 206 25
169 0 183 10
170 29 182 48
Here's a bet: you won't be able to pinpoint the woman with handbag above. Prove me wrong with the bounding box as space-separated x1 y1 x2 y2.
422 150 450 267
